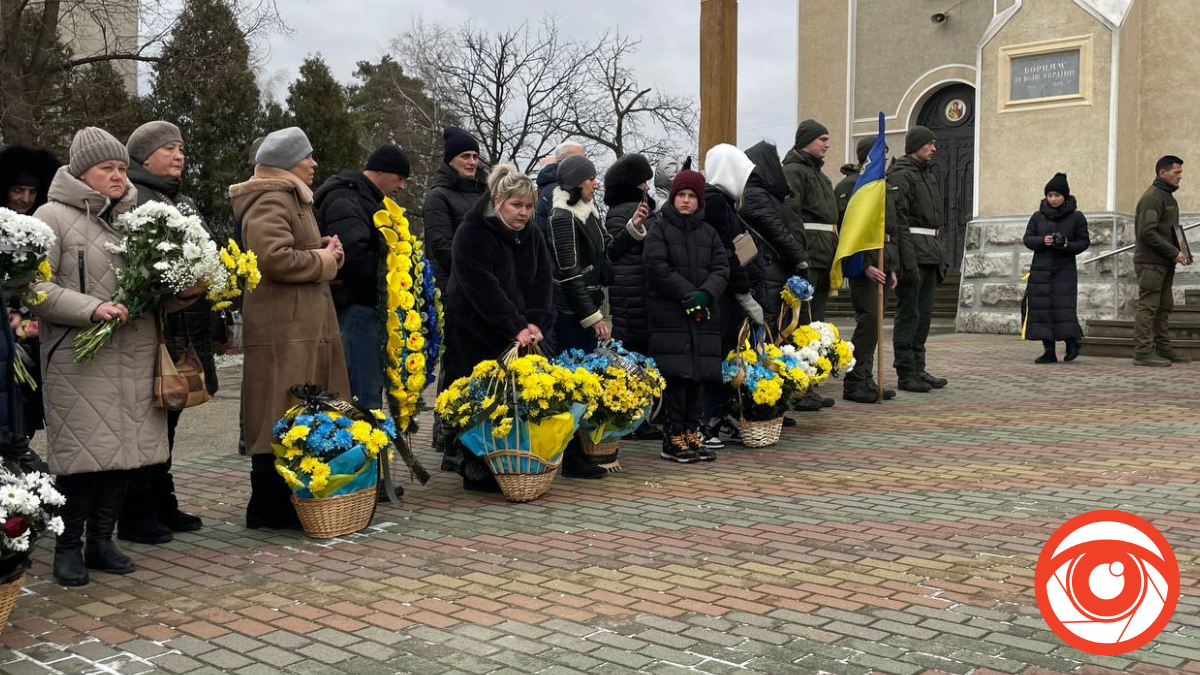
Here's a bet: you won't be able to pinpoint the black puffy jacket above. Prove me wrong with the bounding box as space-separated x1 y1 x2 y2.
643 204 729 381
702 184 756 297
314 170 385 311
549 187 644 327
422 163 486 290
1022 197 1089 342
128 165 219 395
605 187 654 352
0 288 20 436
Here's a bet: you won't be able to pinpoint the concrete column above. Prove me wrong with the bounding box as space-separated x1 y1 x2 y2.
699 0 738 167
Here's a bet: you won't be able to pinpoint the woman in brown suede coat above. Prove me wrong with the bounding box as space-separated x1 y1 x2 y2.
228 127 349 529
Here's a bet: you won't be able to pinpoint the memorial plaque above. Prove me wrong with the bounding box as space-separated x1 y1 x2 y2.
1009 49 1081 101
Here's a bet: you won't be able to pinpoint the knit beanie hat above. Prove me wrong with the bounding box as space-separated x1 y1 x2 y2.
366 144 410 176
127 121 183 164
247 137 264 169
794 119 829 150
256 127 313 169
1044 172 1070 197
442 127 480 164
557 154 596 191
68 127 130 177
669 169 706 207
905 126 936 155
856 137 877 166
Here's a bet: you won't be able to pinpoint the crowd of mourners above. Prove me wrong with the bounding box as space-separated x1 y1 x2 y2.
2 110 1189 588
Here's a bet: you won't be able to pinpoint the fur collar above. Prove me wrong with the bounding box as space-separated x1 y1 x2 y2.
228 165 314 204
552 186 599 222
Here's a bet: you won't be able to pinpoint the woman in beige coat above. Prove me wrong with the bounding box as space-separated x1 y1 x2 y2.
33 127 198 586
229 127 349 529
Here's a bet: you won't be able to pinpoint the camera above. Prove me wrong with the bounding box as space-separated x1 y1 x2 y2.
1052 232 1067 249
930 12 947 24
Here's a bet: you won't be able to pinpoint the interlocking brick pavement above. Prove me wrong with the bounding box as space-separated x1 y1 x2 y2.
3 333 1199 674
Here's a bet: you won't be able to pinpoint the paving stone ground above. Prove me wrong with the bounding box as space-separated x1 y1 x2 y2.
3 333 1199 675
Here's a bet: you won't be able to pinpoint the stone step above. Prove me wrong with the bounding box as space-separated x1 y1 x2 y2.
1079 336 1200 359
1087 318 1200 341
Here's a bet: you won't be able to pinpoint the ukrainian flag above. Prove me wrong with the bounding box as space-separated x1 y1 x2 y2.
830 113 888 291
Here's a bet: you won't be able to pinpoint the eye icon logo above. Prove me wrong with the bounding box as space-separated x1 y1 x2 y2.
1036 510 1179 655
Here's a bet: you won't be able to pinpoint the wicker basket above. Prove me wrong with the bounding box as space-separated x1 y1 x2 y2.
739 417 784 448
486 450 562 502
0 574 22 636
291 487 376 539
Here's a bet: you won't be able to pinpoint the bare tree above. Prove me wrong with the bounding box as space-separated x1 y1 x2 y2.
0 0 284 143
397 17 695 174
399 17 605 174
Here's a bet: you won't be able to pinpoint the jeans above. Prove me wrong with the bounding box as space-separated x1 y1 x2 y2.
338 304 385 409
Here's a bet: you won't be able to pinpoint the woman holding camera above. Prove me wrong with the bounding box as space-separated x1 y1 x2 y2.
1022 173 1090 363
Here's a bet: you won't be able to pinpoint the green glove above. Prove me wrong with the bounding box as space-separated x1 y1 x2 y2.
681 290 711 310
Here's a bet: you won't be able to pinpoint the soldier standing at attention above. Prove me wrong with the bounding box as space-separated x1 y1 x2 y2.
783 119 838 410
888 126 949 393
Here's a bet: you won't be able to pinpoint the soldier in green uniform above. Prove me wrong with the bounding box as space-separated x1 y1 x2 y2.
783 119 838 321
1132 155 1192 366
887 126 949 393
835 137 915 403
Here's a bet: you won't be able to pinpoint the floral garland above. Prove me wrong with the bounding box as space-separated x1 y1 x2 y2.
374 197 443 432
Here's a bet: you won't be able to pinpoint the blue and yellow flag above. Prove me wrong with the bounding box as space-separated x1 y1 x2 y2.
830 112 888 291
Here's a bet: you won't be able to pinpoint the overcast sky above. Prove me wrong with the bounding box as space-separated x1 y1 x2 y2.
249 0 799 153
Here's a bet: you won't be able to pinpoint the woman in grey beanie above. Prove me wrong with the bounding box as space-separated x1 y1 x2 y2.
33 126 200 586
228 126 350 529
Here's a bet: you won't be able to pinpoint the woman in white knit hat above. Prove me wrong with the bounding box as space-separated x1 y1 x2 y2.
32 127 201 586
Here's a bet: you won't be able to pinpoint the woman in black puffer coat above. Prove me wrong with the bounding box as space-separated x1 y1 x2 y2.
604 153 655 354
1022 173 1090 363
742 141 808 328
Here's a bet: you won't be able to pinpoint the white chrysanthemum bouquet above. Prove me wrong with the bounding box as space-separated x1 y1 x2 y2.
0 465 64 583
73 202 229 363
0 207 56 306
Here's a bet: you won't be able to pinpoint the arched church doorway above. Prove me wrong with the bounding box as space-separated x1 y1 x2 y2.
915 83 975 272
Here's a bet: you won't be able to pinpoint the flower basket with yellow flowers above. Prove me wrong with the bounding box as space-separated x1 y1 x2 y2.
272 385 398 538
552 341 665 471
722 324 787 447
435 347 600 501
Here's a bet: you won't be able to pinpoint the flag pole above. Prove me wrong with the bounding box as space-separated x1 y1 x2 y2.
876 246 885 404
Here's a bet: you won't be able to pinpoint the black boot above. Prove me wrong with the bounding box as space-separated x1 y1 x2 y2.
85 474 136 575
246 454 302 530
561 438 605 479
118 465 173 544
1034 351 1058 364
1064 340 1080 362
154 472 203 533
53 481 91 587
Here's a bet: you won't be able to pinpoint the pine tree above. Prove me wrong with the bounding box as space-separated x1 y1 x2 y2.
286 55 363 187
149 0 261 241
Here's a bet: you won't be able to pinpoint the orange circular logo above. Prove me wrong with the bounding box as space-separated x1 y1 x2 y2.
1035 510 1179 655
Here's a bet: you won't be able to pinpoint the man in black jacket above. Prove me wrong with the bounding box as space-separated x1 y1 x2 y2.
783 119 839 320
889 126 949 393
315 144 410 412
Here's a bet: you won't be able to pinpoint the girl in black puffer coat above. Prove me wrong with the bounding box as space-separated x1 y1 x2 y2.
1022 173 1090 363
644 170 729 463
604 153 655 354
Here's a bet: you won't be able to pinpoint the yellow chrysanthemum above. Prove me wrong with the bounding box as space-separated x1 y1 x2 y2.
281 425 310 448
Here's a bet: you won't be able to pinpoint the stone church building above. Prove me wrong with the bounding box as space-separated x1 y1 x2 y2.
796 0 1200 335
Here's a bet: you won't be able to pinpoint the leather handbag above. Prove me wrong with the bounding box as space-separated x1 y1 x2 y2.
153 316 210 410
732 231 759 266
